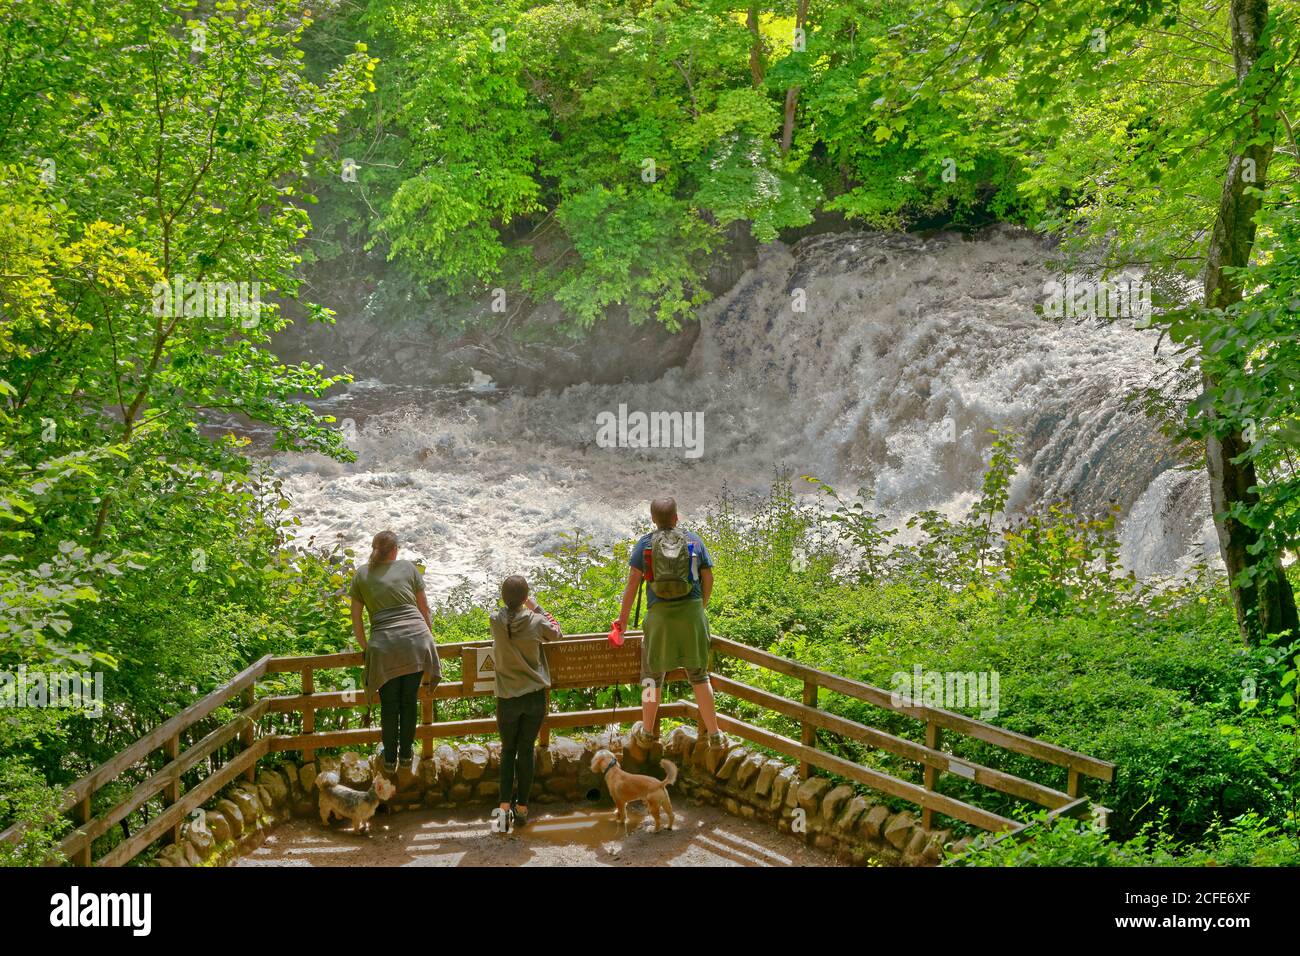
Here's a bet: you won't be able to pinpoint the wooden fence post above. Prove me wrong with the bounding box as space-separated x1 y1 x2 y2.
164 734 181 844
301 666 315 765
800 679 818 780
421 683 434 760
241 686 256 783
1067 767 1080 798
922 719 942 829
74 797 92 866
539 689 552 747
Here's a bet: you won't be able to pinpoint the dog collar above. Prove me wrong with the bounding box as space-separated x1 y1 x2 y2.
603 760 620 775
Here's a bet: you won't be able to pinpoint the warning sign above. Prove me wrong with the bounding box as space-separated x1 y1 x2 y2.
547 637 643 689
467 647 496 693
464 636 653 695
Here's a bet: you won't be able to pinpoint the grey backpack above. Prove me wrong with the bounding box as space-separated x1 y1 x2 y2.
649 528 693 599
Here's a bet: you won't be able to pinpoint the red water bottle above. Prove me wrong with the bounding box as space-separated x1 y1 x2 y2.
607 619 625 647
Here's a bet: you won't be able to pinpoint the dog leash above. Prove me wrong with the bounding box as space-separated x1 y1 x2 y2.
607 682 621 738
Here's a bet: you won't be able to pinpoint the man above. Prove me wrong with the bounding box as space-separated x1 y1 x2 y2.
612 497 727 750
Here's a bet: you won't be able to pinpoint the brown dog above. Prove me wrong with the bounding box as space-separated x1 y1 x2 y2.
591 748 676 832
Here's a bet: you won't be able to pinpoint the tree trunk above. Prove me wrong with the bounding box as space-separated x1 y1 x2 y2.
780 0 811 155
1201 0 1299 643
747 3 765 88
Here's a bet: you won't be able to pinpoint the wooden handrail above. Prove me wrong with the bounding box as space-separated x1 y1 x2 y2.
98 739 270 868
264 631 645 674
6 629 1117 865
0 654 272 855
710 636 1115 782
679 701 1019 833
58 700 269 862
710 674 1074 811
265 703 691 753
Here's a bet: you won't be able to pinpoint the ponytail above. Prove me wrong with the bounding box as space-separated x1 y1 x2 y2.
369 530 398 565
500 575 529 636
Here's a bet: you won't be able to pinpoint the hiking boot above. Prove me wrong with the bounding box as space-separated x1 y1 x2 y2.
631 728 659 749
706 731 729 751
377 745 398 775
512 806 529 828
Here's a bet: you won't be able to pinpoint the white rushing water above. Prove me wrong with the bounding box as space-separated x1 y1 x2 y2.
272 229 1220 599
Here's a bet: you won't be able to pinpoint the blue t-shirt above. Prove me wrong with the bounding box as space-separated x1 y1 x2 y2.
630 530 713 606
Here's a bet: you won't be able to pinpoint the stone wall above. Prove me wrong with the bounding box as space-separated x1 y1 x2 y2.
653 725 972 866
151 727 970 867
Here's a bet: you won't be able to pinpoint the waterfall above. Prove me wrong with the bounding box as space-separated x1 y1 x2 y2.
272 228 1211 598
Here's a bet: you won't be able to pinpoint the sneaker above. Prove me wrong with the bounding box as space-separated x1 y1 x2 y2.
377 745 398 775
706 732 729 750
631 728 659 749
512 806 529 829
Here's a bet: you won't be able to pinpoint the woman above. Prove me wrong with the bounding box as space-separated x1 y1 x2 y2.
350 530 440 774
490 575 561 831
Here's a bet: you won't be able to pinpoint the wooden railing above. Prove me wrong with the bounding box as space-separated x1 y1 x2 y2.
0 654 272 868
1 630 1114 866
704 636 1114 839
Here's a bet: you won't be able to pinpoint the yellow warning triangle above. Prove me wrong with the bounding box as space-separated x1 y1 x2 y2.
481 653 494 672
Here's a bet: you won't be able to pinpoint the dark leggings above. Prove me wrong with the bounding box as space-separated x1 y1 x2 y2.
378 671 423 762
497 689 547 806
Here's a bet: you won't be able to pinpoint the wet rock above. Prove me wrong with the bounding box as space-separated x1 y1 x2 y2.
433 744 459 785
550 737 585 775
207 810 233 844
214 799 244 839
861 805 890 840
753 758 785 798
457 744 489 781
796 777 832 814
229 788 263 826
181 840 203 867
923 829 951 864
735 752 766 789
157 844 189 867
664 726 698 763
769 766 798 812
716 747 748 781
820 784 854 823
183 818 214 860
258 769 288 805
884 811 916 850
299 763 317 794
834 796 871 835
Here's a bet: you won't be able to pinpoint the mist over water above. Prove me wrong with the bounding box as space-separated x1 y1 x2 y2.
272 229 1219 599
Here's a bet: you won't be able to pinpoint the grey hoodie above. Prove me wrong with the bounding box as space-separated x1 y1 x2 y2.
490 605 561 698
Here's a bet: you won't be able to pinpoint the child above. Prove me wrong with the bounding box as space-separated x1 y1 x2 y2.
490 575 561 831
